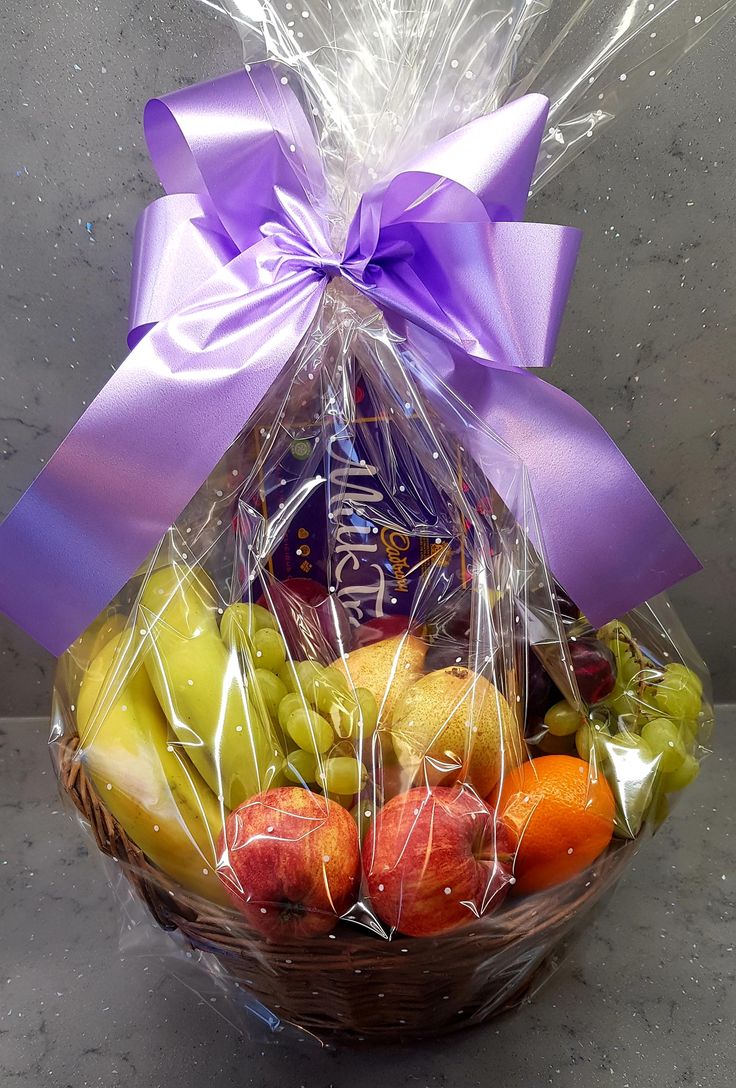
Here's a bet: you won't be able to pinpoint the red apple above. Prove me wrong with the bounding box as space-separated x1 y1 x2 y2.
257 578 353 659
217 786 361 939
363 786 514 937
353 614 413 648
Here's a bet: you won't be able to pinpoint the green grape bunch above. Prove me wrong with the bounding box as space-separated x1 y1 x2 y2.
595 622 706 831
220 601 377 805
543 617 708 839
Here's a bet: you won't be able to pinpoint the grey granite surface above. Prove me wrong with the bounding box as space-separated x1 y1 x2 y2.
1 2 735 714
1 709 734 1085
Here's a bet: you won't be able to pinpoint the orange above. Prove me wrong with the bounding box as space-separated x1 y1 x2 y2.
494 755 615 895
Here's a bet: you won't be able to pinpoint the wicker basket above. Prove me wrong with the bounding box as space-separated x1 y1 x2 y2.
58 729 635 1041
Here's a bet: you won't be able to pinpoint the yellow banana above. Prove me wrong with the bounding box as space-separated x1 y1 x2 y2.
77 631 229 905
86 612 128 661
139 563 283 810
59 611 127 705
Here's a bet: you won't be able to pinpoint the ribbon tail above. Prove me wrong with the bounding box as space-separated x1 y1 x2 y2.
464 366 702 626
404 329 701 625
0 240 324 655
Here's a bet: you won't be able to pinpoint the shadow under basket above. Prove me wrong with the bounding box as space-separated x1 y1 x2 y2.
58 731 635 1042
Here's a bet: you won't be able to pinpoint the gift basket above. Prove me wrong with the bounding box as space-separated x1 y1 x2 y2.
0 0 727 1044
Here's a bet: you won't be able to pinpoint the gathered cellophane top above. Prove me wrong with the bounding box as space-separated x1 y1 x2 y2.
49 0 724 1043
220 0 729 209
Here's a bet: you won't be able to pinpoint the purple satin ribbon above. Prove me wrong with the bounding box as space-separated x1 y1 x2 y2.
0 66 700 655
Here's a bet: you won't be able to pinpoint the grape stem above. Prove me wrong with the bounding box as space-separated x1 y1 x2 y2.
598 621 649 706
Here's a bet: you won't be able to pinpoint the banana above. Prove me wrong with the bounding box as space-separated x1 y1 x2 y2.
74 611 127 668
77 631 230 905
138 563 283 810
59 611 127 705
86 612 128 661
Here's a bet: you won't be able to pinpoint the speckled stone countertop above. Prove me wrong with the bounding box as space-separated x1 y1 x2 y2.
1 710 734 1087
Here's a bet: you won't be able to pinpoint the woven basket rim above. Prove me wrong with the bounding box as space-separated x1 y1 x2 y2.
56 726 637 1038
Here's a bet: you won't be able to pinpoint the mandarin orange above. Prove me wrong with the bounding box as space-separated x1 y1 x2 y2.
494 754 615 895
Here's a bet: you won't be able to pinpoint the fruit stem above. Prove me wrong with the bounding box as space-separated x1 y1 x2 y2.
599 620 649 710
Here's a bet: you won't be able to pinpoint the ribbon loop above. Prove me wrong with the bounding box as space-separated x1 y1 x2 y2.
350 218 580 368
390 94 549 223
128 193 238 348
145 68 331 255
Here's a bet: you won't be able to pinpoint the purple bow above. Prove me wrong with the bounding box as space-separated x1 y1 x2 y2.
0 66 700 655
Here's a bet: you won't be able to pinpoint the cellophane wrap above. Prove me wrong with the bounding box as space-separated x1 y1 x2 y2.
49 0 722 1043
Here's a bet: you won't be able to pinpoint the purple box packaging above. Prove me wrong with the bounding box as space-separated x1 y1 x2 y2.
256 370 468 630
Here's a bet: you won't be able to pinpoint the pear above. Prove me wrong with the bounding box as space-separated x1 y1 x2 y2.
330 634 426 728
390 666 522 797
